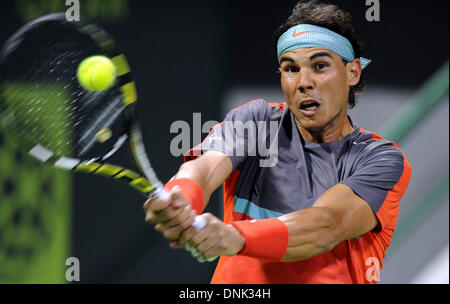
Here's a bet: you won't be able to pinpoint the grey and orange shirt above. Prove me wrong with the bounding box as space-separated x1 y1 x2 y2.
184 99 412 284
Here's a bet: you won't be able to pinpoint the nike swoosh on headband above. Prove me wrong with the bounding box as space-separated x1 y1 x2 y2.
292 30 314 37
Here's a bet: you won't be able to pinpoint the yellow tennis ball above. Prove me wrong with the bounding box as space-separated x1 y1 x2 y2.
77 55 117 91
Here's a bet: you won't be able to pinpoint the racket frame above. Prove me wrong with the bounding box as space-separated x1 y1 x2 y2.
0 12 214 261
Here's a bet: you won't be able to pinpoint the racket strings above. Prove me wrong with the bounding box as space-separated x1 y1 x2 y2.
0 21 126 160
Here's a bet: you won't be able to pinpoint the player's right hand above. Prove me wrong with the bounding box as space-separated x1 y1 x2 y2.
143 188 196 243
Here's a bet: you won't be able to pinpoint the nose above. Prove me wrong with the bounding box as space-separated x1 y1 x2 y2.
297 69 314 93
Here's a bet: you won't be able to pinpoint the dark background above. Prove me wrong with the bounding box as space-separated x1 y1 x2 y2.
0 0 448 283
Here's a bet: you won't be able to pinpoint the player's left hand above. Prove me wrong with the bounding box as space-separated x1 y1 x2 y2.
174 213 246 260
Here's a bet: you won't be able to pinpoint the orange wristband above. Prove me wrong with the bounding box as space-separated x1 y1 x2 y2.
164 178 204 215
231 218 289 261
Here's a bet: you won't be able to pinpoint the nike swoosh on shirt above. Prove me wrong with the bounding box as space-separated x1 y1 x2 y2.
292 30 314 37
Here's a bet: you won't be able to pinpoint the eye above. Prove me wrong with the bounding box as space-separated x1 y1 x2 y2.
315 62 328 70
282 65 299 73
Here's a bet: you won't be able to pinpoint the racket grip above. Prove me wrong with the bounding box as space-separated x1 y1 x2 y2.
151 185 204 230
152 184 217 262
151 183 170 201
186 215 218 263
191 214 207 231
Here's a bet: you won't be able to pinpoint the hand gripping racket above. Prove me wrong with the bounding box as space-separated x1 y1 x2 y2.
0 13 216 263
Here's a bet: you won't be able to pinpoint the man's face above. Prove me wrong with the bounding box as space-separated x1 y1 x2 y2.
279 47 360 135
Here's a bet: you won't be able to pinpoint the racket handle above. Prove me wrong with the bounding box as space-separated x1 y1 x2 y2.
151 184 217 262
192 214 207 231
151 183 170 201
186 214 218 263
152 184 205 230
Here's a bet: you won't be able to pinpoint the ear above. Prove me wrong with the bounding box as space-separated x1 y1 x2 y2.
347 59 362 86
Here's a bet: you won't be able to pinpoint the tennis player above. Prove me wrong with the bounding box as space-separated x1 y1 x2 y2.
143 0 412 284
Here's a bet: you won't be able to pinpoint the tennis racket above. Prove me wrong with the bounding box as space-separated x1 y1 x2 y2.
0 13 216 263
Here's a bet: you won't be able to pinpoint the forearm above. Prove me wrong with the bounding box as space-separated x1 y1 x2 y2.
171 151 233 207
233 184 377 262
278 207 339 262
181 207 340 262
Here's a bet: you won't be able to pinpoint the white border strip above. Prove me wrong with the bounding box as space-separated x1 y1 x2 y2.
54 157 80 170
29 144 54 162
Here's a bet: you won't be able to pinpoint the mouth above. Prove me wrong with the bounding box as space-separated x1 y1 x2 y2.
299 99 321 116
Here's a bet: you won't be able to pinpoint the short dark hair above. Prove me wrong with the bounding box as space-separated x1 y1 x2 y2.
275 0 366 109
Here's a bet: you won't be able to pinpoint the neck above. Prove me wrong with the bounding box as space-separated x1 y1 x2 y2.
295 112 354 143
